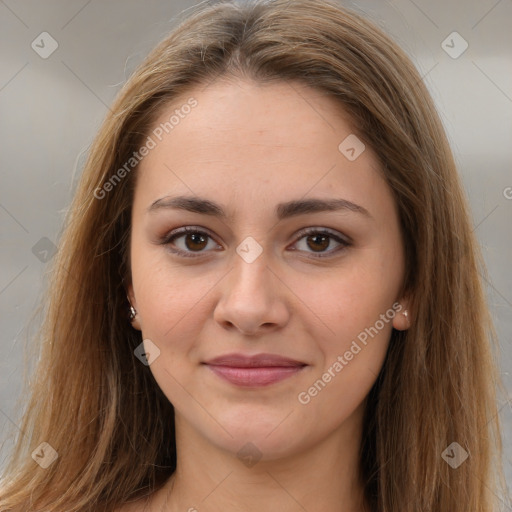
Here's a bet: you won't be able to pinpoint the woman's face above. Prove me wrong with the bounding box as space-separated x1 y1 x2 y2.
127 77 410 461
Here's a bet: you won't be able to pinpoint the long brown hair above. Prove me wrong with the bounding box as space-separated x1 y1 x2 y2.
0 1 507 510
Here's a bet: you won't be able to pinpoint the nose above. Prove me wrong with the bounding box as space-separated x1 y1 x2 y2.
213 247 291 336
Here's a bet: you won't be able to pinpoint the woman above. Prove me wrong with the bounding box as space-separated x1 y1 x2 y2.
0 0 508 510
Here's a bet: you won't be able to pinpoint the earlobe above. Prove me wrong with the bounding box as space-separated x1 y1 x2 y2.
392 298 412 331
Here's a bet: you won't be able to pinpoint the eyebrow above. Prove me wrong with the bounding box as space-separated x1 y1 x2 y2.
147 195 372 220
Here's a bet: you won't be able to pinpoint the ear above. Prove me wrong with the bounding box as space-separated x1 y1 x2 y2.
392 296 412 331
126 281 142 331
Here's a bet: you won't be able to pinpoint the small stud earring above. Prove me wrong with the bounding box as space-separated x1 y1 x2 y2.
402 309 411 328
126 294 137 321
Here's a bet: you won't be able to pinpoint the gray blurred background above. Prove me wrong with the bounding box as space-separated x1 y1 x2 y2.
1 0 511 500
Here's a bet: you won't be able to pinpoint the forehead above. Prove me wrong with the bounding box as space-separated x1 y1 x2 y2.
147 78 358 157
133 77 389 219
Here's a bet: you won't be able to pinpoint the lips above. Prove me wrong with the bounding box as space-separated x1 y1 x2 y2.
203 353 307 387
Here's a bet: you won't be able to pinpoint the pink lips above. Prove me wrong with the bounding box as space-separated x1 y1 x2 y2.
203 353 307 387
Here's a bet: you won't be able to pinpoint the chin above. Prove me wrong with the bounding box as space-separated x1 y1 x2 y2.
202 411 308 462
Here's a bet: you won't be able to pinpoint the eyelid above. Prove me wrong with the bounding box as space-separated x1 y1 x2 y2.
160 225 351 258
287 227 351 259
293 226 352 245
160 226 221 258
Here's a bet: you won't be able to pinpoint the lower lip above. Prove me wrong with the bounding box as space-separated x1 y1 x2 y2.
205 364 305 387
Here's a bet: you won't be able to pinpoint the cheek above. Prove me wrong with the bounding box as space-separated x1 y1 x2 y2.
302 259 399 404
296 277 395 423
295 260 399 344
131 245 212 335
292 260 398 405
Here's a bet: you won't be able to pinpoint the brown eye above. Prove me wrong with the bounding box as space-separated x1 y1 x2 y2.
161 226 350 259
183 232 208 251
162 227 220 258
293 228 351 258
305 233 330 252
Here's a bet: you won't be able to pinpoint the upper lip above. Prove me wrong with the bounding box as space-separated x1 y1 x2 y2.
203 353 307 367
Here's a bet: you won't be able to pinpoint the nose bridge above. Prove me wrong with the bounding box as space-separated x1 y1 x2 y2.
211 233 290 333
229 236 272 298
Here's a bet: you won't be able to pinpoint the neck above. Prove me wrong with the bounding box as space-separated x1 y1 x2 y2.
152 402 369 512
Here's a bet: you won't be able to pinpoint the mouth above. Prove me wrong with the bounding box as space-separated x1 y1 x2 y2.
202 353 308 387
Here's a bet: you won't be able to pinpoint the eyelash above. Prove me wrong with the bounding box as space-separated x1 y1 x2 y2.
159 226 351 259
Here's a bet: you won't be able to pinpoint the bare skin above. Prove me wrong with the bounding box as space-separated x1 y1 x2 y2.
123 77 411 512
